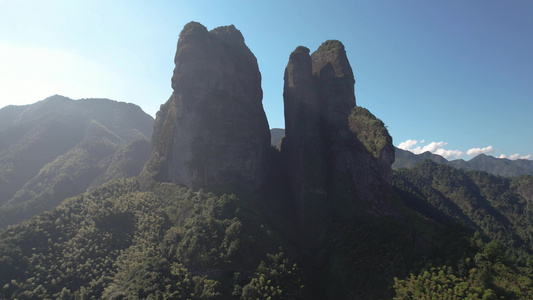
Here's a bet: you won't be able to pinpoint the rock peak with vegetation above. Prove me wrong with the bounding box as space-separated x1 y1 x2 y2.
142 21 271 191
281 41 396 228
311 40 355 128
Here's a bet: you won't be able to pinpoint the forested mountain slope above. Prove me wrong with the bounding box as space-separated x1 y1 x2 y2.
394 160 533 260
449 154 533 177
2 162 533 298
393 160 533 298
0 95 153 228
0 179 286 299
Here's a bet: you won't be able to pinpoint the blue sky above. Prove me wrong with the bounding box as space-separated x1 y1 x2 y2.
1 0 532 160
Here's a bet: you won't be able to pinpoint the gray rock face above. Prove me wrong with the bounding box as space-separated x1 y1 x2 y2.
281 40 396 226
143 22 271 191
270 128 285 148
282 46 327 224
312 40 356 132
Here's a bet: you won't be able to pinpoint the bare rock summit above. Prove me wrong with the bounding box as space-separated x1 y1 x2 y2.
281 40 396 227
142 22 271 191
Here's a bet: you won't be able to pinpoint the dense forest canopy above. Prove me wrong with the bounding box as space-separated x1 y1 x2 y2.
2 162 533 298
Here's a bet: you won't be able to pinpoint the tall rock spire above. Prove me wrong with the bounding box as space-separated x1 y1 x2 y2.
142 22 271 191
281 40 396 228
282 46 327 225
312 40 356 132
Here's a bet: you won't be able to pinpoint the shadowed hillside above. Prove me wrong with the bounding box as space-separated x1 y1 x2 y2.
0 95 153 228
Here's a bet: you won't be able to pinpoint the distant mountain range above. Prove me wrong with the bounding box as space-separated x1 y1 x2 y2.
0 95 154 228
394 148 533 177
271 129 533 177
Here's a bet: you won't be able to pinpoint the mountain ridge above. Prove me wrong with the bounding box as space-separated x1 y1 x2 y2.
0 95 154 228
394 147 533 177
274 130 533 178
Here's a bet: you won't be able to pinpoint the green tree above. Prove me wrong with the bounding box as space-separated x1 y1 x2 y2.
240 253 304 300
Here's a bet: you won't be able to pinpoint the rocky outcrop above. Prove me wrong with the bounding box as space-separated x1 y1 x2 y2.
281 40 396 226
270 128 285 148
142 23 394 219
282 46 327 224
311 40 356 132
143 22 271 191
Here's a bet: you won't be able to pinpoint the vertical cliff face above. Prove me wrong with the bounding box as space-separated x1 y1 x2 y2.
312 40 356 133
282 46 327 224
143 22 394 219
282 40 396 227
143 22 270 190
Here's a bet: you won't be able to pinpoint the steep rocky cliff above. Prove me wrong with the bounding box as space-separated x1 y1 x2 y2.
142 22 271 191
278 40 397 299
281 40 396 227
311 40 356 132
281 46 327 224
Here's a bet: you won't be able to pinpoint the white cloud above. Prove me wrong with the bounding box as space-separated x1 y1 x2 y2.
499 153 531 160
420 141 447 154
397 139 464 160
399 139 532 161
466 146 494 156
430 147 464 160
397 139 419 151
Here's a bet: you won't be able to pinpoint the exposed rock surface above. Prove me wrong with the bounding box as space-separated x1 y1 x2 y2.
141 22 395 221
278 40 397 299
269 128 285 148
281 40 396 227
281 46 327 224
311 40 356 132
143 22 271 191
